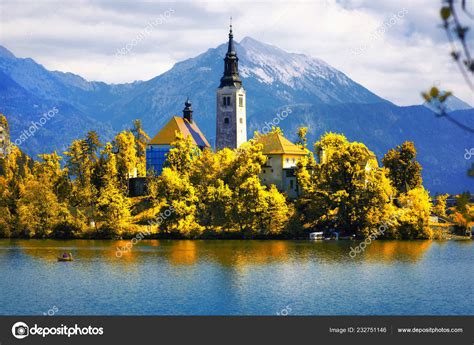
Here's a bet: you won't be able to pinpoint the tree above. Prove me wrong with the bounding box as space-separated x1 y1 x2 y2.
264 185 291 235
17 177 67 238
151 167 201 237
0 146 33 236
96 143 131 236
0 114 8 130
84 131 102 163
64 139 97 228
382 141 422 194
455 191 470 215
296 127 308 149
314 132 349 163
433 193 449 218
131 119 150 177
297 133 396 238
396 187 433 239
113 131 138 189
189 148 235 231
229 141 267 187
166 132 200 176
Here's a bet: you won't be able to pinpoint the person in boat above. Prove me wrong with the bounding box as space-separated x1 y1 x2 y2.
61 253 73 259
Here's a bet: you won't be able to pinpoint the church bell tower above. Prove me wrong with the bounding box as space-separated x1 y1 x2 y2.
216 21 247 150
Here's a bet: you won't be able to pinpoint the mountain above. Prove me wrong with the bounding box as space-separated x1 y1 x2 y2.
0 40 472 194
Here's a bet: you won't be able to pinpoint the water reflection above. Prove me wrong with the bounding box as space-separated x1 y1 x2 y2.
0 239 437 267
363 241 433 263
168 240 197 265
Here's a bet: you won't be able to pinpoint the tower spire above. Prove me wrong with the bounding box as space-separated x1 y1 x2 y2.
219 19 241 88
183 97 193 123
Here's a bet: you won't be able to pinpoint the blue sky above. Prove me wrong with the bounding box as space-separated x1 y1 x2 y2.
0 0 472 106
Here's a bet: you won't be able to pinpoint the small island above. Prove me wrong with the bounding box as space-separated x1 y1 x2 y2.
0 111 472 241
0 26 472 242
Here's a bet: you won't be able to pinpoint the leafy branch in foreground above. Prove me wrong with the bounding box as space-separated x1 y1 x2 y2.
422 0 474 133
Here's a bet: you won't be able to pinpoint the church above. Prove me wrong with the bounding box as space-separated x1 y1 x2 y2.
145 24 306 198
146 99 210 175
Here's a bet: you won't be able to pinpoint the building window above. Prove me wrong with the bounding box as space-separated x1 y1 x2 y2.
146 146 171 176
223 96 231 106
286 158 289 163
239 96 244 107
263 169 266 173
271 169 274 173
224 117 229 124
239 118 243 124
290 180 294 189
292 158 296 163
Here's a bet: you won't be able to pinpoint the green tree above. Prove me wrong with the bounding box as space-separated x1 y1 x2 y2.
382 141 422 194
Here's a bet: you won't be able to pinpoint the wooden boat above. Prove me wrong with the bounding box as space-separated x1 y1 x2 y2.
57 254 73 262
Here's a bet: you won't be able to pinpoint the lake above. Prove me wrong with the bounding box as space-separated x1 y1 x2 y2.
0 239 472 315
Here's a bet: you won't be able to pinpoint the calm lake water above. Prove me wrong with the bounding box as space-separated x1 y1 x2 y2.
0 239 472 315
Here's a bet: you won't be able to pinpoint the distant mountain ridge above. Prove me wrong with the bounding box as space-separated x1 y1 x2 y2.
0 39 472 193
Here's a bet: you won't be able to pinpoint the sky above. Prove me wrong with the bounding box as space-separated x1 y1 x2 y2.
0 0 473 106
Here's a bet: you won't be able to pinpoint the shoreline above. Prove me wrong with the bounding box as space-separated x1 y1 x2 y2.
0 237 471 241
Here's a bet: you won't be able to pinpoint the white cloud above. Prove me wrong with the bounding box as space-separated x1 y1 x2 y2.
0 0 471 105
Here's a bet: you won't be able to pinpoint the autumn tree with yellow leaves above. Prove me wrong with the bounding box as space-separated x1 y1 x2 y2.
0 113 450 240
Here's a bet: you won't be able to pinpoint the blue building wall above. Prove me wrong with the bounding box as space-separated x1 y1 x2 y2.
146 145 171 176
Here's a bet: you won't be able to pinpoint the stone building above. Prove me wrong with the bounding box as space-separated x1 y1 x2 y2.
255 132 308 199
215 24 247 150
